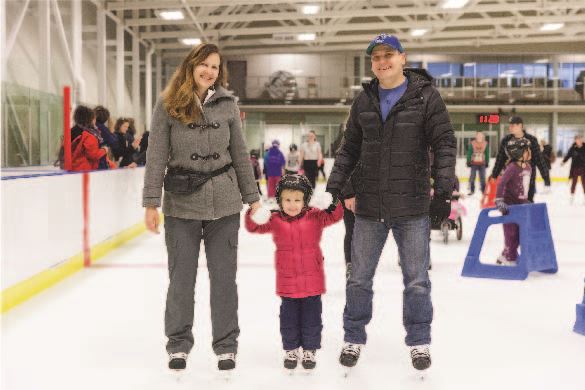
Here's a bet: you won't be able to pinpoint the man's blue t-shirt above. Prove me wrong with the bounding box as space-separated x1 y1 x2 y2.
378 78 408 122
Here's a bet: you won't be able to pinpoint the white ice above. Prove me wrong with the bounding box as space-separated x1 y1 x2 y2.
2 182 585 390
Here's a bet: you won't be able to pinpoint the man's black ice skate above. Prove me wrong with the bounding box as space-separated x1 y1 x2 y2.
217 353 236 370
410 345 431 370
301 349 316 369
168 352 187 371
339 342 362 367
283 349 299 369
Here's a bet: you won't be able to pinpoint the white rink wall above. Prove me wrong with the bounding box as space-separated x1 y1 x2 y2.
1 169 145 290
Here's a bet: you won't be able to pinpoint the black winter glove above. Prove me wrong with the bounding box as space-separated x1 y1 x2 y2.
495 198 508 215
429 195 451 225
466 161 472 168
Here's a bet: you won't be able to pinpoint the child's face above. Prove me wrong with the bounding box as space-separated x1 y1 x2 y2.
280 189 305 217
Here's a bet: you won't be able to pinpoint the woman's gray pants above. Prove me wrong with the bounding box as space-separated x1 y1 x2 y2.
164 213 240 356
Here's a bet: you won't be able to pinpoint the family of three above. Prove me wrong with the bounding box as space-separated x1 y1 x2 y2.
142 32 456 374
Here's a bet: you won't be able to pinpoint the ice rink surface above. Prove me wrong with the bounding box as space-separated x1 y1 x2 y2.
2 183 585 390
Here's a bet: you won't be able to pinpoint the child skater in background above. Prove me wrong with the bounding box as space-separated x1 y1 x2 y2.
245 174 343 371
494 137 532 266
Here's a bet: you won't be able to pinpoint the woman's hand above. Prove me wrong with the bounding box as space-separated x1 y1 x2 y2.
249 201 261 215
145 207 160 234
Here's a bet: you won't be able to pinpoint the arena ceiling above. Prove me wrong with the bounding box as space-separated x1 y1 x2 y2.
104 0 585 57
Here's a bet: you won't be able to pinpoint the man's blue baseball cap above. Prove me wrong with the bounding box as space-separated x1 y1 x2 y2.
366 33 404 55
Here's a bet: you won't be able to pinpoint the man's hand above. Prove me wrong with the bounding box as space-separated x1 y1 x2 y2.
344 197 356 213
429 195 451 225
145 207 160 234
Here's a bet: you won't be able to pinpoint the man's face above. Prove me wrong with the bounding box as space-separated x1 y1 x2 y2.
576 137 583 147
370 46 406 83
509 123 524 137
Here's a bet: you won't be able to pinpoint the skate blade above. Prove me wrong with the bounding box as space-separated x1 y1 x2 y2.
217 370 233 381
169 369 186 382
341 366 353 378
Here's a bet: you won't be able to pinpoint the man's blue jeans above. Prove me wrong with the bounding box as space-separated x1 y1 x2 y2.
343 215 432 347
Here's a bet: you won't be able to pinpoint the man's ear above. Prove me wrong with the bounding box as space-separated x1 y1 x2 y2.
402 53 407 67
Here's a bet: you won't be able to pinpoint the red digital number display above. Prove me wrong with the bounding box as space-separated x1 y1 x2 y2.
477 114 500 124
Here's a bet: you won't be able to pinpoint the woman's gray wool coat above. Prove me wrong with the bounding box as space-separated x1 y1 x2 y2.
143 86 260 220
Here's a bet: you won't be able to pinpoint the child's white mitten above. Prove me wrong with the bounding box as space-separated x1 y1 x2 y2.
308 192 333 209
251 206 272 225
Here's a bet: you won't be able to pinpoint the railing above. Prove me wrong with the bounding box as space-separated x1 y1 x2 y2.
1 82 63 167
240 75 583 105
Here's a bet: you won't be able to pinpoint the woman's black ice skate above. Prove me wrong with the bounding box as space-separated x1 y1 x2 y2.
284 349 299 369
217 353 236 370
339 342 362 367
410 345 431 370
301 350 316 369
168 352 187 371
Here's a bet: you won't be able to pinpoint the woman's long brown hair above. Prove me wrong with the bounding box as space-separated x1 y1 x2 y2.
162 43 227 124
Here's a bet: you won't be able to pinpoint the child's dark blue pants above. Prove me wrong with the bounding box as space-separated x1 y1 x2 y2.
279 295 322 351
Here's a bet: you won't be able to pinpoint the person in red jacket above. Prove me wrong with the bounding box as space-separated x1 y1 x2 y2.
70 106 108 171
245 174 342 371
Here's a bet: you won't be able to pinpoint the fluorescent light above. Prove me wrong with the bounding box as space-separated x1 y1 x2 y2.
440 72 452 77
302 5 320 15
180 38 201 46
297 33 316 41
464 62 476 67
411 29 428 37
535 58 550 63
156 10 184 20
442 0 469 9
540 23 564 31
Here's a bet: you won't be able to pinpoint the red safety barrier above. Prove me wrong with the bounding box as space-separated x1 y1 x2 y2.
63 86 72 171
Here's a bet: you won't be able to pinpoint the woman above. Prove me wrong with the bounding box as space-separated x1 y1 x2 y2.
300 130 322 188
143 43 260 372
113 118 139 168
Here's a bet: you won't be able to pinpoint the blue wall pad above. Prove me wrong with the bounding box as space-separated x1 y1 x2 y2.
461 203 558 280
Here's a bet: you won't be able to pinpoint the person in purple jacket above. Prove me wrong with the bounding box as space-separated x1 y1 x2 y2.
264 140 286 199
494 137 532 266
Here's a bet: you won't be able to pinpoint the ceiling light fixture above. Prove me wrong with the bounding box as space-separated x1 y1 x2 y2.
180 38 202 46
442 0 469 9
411 29 428 37
156 10 185 20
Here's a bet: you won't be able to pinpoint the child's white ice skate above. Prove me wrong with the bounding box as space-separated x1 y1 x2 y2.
301 349 317 370
283 348 300 373
496 254 516 266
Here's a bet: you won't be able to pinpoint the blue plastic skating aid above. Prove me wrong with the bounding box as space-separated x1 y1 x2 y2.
574 278 585 336
461 203 558 280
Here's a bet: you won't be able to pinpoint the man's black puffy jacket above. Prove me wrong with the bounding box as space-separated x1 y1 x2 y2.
326 68 457 222
491 132 550 185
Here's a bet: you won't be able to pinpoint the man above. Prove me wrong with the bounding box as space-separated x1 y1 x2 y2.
466 131 489 195
490 116 550 202
326 33 456 371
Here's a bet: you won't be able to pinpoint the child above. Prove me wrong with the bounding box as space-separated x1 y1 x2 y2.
245 174 343 370
494 137 532 266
